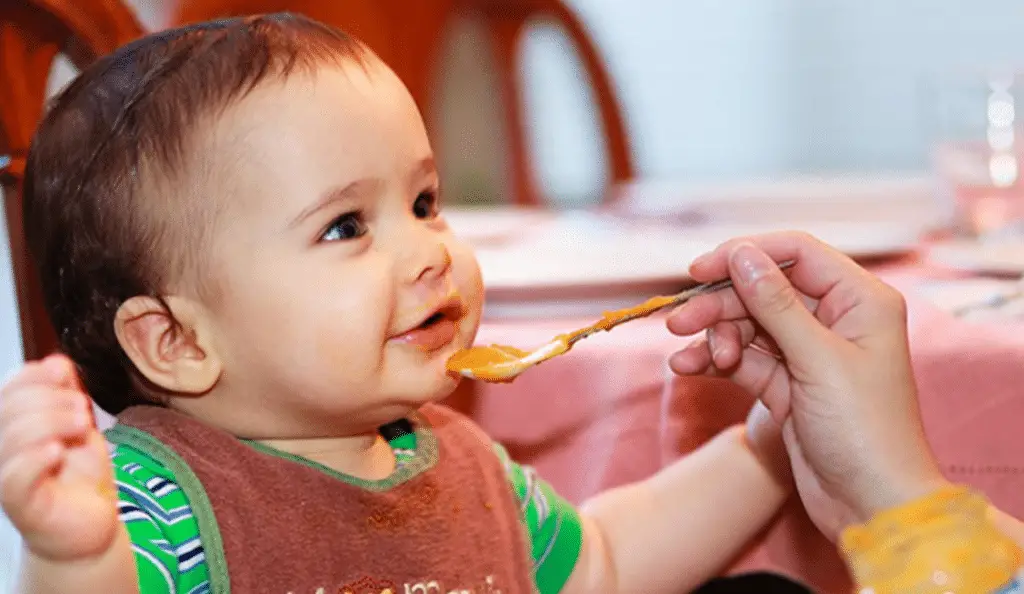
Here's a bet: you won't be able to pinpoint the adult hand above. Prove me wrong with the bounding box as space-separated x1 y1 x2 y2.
666 232 948 538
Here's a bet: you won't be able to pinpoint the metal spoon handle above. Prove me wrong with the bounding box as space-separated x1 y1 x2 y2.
566 259 796 346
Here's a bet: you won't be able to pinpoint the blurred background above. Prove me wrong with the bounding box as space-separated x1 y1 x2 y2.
5 1 1024 589
8 0 1024 366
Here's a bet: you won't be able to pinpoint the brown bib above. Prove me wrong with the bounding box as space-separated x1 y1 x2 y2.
106 403 537 594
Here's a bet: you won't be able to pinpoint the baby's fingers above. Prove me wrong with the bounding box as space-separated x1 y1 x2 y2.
0 441 63 522
0 386 91 430
0 405 93 462
39 355 84 392
1 357 64 395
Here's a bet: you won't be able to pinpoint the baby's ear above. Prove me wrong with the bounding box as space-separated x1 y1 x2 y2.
114 296 222 395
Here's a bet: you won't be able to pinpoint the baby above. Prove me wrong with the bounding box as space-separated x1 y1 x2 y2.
0 13 791 594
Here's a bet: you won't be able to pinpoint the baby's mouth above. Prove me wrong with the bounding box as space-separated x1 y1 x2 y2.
391 301 465 351
418 311 446 329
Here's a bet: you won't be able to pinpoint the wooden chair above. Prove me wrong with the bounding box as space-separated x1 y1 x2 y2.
0 0 145 360
174 0 451 110
173 0 634 207
452 0 635 206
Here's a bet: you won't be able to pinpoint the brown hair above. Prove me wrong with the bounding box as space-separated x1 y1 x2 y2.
22 13 370 414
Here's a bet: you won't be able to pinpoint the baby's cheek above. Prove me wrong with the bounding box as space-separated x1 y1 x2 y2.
451 246 484 302
454 262 484 346
308 308 379 361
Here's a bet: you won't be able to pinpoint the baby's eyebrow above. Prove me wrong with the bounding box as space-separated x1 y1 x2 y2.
289 178 383 228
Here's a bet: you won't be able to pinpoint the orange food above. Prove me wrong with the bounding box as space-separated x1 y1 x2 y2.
570 295 676 339
445 345 531 383
448 293 682 384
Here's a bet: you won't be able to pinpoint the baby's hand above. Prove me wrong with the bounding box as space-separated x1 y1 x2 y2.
0 355 119 561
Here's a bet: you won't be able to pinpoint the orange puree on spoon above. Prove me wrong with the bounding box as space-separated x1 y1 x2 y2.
446 261 794 383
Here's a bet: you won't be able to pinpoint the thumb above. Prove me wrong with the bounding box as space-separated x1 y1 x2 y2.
41 354 83 392
728 242 833 364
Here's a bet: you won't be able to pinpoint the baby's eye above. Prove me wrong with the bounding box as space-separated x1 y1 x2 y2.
320 212 368 242
413 190 441 220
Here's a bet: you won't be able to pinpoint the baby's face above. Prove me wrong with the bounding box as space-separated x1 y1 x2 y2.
198 60 483 436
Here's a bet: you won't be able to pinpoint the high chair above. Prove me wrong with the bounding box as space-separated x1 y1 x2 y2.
0 0 145 359
172 0 634 207
451 0 635 206
173 0 448 109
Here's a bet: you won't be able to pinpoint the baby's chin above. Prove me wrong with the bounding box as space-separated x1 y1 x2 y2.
422 355 463 398
378 374 459 419
382 326 473 402
432 373 462 403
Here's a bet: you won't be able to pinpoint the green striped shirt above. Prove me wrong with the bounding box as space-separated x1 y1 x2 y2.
108 422 581 594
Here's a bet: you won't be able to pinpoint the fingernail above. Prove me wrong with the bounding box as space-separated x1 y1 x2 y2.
729 243 774 285
707 328 724 360
691 252 712 269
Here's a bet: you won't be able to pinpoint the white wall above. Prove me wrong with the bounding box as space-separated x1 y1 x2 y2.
509 0 1024 205
0 194 22 393
0 186 23 593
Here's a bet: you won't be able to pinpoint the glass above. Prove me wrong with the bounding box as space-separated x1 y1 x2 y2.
929 70 1024 237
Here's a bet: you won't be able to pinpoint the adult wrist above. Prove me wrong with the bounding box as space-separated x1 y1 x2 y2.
850 468 952 527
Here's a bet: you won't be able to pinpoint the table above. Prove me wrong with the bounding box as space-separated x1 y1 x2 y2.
450 258 1024 593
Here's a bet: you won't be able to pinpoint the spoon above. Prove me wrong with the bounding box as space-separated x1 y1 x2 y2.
447 260 796 383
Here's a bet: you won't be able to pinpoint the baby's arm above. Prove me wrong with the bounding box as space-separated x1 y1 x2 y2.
0 357 139 594
561 423 789 593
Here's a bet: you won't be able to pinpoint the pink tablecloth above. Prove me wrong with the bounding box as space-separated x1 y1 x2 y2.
456 262 1024 593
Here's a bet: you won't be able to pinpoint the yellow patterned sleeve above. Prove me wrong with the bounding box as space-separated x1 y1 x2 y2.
840 485 1023 593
